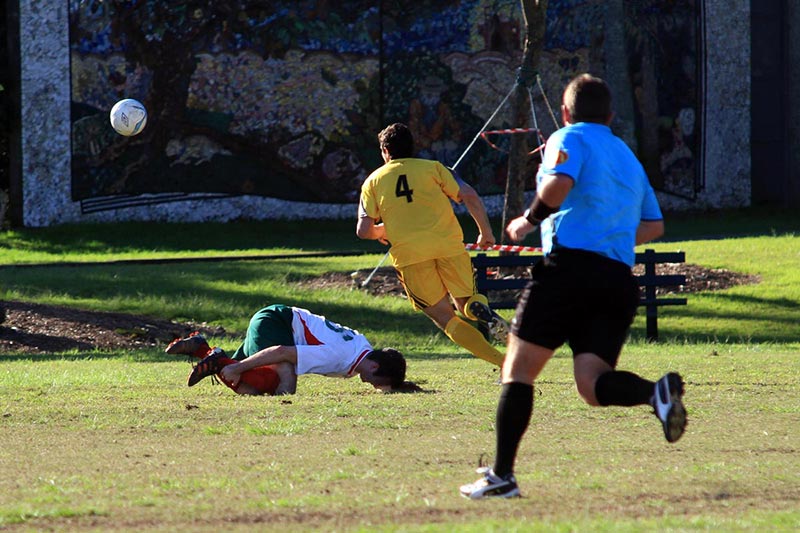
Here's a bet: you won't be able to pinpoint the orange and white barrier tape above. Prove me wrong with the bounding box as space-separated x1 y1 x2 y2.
465 243 542 252
480 128 547 155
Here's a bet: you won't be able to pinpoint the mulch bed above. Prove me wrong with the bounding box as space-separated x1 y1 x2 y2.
320 262 760 297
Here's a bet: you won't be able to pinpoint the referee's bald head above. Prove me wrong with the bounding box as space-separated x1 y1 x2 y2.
562 74 612 124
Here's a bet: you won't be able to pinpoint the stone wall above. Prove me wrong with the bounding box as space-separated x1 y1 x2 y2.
656 0 751 212
20 2 77 227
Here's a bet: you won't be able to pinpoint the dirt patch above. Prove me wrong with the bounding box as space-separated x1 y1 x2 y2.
0 263 758 356
0 300 225 355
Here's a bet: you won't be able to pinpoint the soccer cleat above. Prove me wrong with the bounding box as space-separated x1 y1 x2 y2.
467 300 510 344
166 331 210 358
652 372 687 443
460 467 520 499
187 348 227 387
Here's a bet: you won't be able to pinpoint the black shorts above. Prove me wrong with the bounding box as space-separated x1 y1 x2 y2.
510 248 639 366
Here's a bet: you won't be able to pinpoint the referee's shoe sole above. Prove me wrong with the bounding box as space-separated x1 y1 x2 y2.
653 372 687 443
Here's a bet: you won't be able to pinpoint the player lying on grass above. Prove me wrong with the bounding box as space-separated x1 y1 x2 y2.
166 304 420 394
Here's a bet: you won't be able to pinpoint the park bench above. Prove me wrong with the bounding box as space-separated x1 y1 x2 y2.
472 248 687 341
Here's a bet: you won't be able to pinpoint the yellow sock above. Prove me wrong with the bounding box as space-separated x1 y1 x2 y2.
444 316 504 366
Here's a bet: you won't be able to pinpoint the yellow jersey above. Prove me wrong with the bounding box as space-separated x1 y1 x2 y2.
360 158 465 268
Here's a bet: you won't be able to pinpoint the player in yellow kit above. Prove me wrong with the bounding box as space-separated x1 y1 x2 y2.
357 122 508 366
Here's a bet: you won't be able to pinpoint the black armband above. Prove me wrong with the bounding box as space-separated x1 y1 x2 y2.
524 195 559 224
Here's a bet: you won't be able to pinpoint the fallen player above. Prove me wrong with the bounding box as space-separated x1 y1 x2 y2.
166 304 420 394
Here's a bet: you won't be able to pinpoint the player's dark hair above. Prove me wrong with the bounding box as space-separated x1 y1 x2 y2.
563 74 612 124
378 123 415 159
366 347 406 388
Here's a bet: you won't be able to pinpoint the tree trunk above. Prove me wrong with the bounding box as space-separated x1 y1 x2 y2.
501 0 547 242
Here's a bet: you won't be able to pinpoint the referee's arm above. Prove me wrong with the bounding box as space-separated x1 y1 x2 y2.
636 220 664 245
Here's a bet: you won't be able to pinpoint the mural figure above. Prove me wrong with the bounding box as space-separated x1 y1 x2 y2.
408 75 463 164
68 0 699 209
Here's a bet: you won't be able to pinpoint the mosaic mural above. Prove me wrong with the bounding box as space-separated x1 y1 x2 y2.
69 0 700 211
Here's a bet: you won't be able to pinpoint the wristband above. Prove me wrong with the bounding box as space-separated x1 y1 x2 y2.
523 208 534 225
525 195 558 224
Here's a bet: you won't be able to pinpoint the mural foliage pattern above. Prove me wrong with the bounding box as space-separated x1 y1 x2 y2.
69 0 699 210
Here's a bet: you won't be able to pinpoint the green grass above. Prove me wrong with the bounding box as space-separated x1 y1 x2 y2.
1 348 798 531
0 207 799 531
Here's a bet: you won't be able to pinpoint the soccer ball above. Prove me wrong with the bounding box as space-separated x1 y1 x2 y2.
109 98 147 136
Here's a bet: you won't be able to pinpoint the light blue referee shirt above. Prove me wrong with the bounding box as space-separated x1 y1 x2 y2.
538 122 663 267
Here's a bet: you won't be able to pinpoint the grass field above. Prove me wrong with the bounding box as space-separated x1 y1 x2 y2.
0 208 799 531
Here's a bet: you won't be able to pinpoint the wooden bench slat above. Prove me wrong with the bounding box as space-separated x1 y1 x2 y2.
639 298 688 306
472 249 686 341
471 256 543 268
478 279 530 290
637 274 686 286
635 251 685 263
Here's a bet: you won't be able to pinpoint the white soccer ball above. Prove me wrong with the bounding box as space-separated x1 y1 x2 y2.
109 98 147 136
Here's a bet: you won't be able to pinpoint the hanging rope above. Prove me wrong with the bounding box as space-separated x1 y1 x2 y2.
450 83 517 171
537 74 559 132
478 72 557 159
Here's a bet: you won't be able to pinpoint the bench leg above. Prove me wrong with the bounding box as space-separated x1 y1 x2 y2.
646 308 658 342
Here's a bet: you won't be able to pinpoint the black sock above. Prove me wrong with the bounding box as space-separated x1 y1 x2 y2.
594 370 654 406
493 382 533 478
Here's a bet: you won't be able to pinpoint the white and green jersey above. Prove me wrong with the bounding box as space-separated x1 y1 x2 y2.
290 307 373 378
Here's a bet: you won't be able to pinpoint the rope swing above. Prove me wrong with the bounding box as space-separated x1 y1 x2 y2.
479 69 559 158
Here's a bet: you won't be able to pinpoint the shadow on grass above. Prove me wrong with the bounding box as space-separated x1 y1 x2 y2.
0 220 380 258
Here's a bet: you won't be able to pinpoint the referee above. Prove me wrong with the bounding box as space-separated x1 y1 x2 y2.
461 74 687 499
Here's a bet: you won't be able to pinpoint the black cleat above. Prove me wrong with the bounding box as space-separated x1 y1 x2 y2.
187 348 227 387
652 372 687 443
467 301 509 344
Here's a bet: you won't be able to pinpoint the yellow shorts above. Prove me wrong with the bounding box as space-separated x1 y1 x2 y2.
396 252 476 311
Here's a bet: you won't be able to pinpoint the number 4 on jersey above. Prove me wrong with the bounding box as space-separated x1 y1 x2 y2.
395 174 414 203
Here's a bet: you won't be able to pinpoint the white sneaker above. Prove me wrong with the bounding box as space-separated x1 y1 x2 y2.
459 467 520 499
652 372 687 443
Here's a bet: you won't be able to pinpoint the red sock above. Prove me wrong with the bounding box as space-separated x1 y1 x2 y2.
212 357 280 395
235 367 281 395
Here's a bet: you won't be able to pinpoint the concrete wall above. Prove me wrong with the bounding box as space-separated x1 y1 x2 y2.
657 0 751 212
